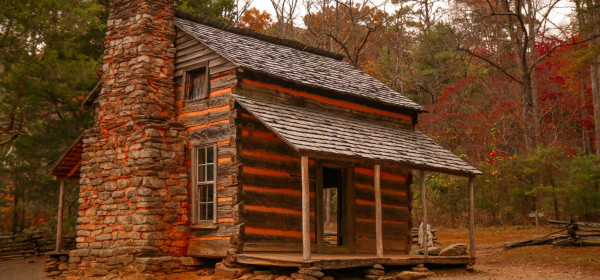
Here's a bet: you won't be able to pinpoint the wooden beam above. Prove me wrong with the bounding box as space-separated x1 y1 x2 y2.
374 165 383 258
315 163 324 253
468 176 475 259
301 156 311 261
66 160 82 178
419 170 428 258
56 180 65 252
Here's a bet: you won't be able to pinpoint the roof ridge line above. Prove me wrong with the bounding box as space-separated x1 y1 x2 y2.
174 9 345 61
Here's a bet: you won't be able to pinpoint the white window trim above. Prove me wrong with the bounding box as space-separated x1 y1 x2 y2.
192 144 218 227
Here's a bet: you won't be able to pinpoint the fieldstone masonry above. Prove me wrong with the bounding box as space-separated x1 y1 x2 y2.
68 0 190 278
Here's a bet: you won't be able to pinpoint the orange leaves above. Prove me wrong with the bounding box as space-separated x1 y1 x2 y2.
238 8 272 33
303 1 387 67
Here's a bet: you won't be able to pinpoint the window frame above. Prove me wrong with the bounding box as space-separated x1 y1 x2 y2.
182 62 210 102
191 144 218 227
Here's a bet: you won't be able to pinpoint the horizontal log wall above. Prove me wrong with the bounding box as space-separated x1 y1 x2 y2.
353 165 411 253
236 79 414 130
175 28 240 258
237 112 318 252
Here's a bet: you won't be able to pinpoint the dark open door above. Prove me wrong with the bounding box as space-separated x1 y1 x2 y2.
316 164 355 253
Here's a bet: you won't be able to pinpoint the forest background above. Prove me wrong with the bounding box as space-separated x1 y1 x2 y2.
1 0 600 237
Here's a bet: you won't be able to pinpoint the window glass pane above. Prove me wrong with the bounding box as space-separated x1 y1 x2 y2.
198 165 205 182
206 185 213 202
198 147 206 164
207 202 214 220
199 186 204 203
196 203 206 220
206 146 214 163
202 204 208 220
194 145 216 222
206 164 214 182
199 185 206 202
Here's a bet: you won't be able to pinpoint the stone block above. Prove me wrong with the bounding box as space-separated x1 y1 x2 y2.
180 257 202 266
290 273 317 280
395 271 435 280
364 269 385 276
142 176 164 189
214 263 253 279
77 249 90 257
439 243 467 256
298 268 324 278
137 187 152 196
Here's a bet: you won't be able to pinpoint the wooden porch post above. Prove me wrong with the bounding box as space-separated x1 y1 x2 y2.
468 176 476 259
56 180 65 252
301 156 311 261
419 170 428 258
374 165 383 258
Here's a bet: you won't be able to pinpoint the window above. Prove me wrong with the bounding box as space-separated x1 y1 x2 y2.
184 64 209 101
193 145 217 223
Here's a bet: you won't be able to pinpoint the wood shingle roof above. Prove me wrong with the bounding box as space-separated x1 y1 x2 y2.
234 94 481 176
174 18 425 112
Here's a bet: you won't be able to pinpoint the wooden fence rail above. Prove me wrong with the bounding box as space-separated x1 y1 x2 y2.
0 232 75 260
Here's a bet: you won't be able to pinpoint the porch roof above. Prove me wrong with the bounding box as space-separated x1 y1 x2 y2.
234 94 481 176
50 134 83 180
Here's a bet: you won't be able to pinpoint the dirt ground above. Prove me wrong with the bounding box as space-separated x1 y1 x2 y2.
428 227 600 279
0 256 46 280
0 227 598 280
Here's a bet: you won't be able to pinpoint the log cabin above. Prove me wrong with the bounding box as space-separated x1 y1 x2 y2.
50 1 481 278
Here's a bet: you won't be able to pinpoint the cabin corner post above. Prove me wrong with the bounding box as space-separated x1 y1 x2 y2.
374 164 383 258
468 176 476 259
301 156 311 261
419 170 428 258
56 180 65 252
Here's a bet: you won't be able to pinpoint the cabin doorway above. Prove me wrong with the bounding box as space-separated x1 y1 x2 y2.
317 165 355 253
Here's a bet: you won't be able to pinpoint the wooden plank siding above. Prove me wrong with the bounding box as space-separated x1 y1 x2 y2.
353 165 412 253
175 28 240 258
237 112 319 252
174 29 236 78
235 79 414 130
236 110 413 254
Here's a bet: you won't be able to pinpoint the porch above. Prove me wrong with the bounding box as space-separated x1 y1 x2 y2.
234 95 482 264
237 253 474 269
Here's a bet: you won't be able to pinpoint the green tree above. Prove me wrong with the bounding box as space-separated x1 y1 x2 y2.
176 0 251 23
0 0 107 234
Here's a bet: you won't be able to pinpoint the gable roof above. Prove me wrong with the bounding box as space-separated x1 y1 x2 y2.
234 94 481 176
174 17 425 112
174 9 343 60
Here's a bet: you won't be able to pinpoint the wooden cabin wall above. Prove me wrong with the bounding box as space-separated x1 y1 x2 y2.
174 28 240 257
353 165 412 253
236 111 318 252
235 79 414 130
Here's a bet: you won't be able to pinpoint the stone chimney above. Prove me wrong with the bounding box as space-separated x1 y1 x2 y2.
70 0 190 278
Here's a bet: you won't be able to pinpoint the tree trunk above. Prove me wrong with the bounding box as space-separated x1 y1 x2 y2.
592 57 600 160
591 6 600 162
11 185 19 235
527 0 541 147
522 74 536 151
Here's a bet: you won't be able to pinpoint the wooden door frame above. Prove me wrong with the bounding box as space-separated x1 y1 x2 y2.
315 161 356 254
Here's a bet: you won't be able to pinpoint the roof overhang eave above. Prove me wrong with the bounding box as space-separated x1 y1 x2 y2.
299 149 482 178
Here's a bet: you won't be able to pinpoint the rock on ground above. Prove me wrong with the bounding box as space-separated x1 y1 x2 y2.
439 243 467 256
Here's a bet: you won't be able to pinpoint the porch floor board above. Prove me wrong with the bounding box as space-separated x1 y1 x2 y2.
237 253 474 269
